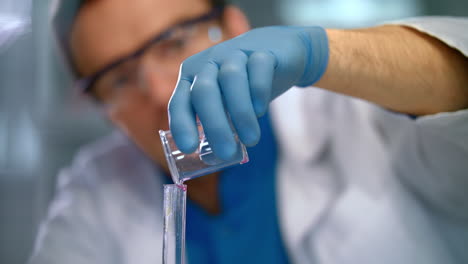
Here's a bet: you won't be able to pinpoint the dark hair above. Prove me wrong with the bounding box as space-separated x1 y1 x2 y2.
51 0 226 78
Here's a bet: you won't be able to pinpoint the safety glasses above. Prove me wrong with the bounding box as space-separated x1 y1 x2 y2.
75 8 224 104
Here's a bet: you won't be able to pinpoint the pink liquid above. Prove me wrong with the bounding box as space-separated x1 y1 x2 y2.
176 184 187 192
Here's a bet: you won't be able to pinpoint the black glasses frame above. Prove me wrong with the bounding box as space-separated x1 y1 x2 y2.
75 7 224 94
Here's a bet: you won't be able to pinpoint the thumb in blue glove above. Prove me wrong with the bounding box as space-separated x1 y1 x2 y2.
168 26 329 160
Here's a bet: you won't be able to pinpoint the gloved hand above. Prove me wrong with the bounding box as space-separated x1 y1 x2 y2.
168 26 329 160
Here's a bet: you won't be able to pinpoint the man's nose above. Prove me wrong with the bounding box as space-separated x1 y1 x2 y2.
140 61 178 106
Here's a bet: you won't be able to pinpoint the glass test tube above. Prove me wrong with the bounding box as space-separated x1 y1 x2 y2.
163 184 187 264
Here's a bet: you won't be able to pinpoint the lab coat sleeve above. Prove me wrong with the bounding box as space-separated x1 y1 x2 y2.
380 17 468 221
384 16 468 57
28 166 120 264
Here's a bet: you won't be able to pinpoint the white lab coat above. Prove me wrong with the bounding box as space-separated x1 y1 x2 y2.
30 17 468 264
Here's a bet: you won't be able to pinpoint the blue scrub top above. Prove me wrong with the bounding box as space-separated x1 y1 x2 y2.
185 113 290 264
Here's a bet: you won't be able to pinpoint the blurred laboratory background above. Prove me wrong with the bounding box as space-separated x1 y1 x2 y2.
1 0 467 263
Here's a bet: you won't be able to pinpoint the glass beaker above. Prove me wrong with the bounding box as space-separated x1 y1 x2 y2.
159 122 249 184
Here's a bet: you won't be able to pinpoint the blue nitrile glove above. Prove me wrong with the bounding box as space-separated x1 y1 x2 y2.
168 26 329 160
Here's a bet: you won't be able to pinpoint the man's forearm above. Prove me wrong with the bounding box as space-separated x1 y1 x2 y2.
315 25 468 115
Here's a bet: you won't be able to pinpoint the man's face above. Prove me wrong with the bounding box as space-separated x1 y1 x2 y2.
71 0 230 165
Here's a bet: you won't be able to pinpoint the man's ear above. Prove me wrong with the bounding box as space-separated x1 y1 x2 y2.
221 6 251 39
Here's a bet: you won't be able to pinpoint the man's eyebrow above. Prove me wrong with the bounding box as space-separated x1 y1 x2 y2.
137 9 214 52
